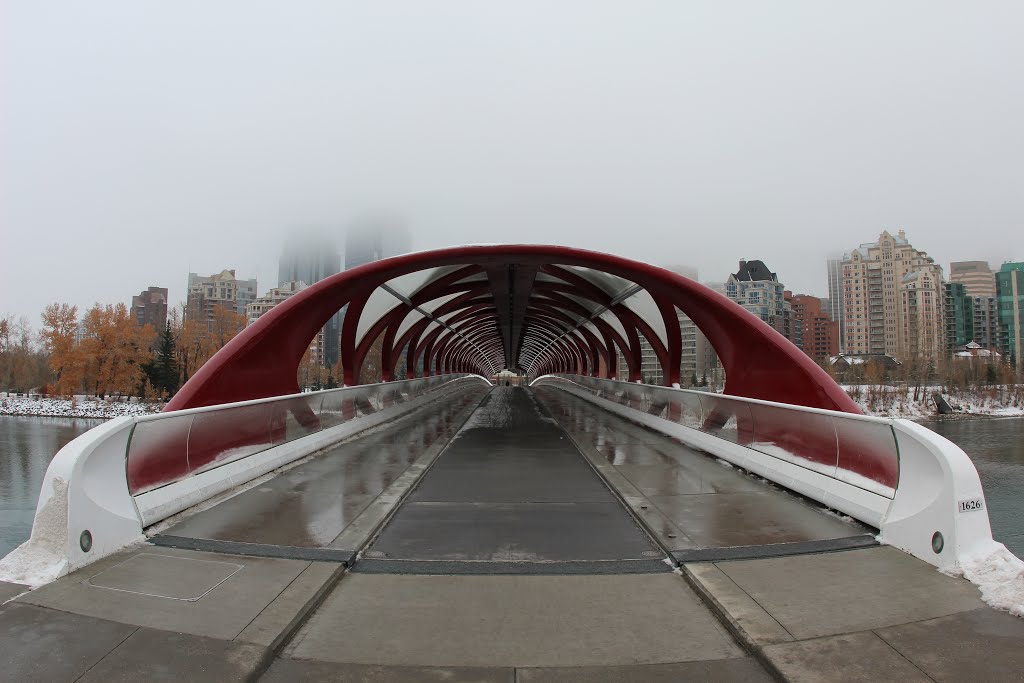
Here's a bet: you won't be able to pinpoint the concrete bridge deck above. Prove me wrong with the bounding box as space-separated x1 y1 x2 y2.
2 386 1022 681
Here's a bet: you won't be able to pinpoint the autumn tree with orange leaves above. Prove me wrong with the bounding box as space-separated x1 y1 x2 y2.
40 303 85 396
174 303 246 383
79 303 155 397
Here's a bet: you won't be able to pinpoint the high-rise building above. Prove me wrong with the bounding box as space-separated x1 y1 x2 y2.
826 258 847 352
972 296 1003 353
785 292 839 361
337 218 413 374
279 235 341 287
787 291 802 348
725 260 789 337
899 269 945 360
840 230 945 362
278 234 342 365
950 261 996 298
344 217 411 270
130 286 168 331
246 281 308 325
944 282 974 351
186 270 257 328
996 262 1024 366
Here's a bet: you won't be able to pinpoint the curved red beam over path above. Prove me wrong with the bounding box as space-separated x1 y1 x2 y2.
166 245 860 414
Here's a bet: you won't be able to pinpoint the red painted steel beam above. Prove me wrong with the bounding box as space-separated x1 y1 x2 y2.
168 245 859 413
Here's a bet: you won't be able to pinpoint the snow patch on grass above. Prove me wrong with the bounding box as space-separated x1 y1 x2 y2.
0 396 161 419
841 385 1024 420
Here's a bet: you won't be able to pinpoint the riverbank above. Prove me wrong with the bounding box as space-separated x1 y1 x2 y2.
3 388 1023 421
0 396 162 419
843 385 1024 420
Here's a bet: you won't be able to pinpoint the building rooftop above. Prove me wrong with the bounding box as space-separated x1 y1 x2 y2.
731 259 777 282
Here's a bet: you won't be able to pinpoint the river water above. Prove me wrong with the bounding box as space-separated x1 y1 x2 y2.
0 416 103 558
925 417 1024 558
0 414 1022 559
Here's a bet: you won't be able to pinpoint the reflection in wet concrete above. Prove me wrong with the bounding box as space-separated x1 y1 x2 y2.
159 382 869 559
162 387 486 547
367 387 663 563
534 388 868 550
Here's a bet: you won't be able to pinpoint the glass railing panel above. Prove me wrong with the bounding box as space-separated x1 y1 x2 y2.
622 384 649 412
664 391 703 430
355 390 380 416
319 391 360 429
640 386 671 418
695 394 755 445
126 415 193 495
186 403 277 476
832 418 899 498
746 403 839 478
124 375 470 495
280 394 325 443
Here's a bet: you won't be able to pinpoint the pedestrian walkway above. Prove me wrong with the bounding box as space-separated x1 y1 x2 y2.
1 385 1022 681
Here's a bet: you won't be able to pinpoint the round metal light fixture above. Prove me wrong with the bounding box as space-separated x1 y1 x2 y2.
931 531 944 554
79 530 93 553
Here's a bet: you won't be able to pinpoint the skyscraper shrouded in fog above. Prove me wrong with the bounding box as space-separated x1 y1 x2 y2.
278 233 342 366
344 216 411 270
335 217 412 380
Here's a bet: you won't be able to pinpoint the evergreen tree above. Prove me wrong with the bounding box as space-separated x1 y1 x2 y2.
154 323 180 396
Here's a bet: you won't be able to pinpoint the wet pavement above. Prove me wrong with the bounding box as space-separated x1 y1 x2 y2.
535 386 871 557
160 387 486 548
362 387 664 570
3 384 1022 680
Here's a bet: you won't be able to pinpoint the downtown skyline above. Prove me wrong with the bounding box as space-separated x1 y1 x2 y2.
0 225 1016 324
3 3 1021 322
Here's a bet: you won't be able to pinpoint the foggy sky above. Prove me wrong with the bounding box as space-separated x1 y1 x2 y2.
2 2 1022 324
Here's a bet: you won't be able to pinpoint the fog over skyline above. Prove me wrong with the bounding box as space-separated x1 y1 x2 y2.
2 2 1021 323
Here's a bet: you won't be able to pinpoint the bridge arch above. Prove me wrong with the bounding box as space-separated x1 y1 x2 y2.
166 245 858 414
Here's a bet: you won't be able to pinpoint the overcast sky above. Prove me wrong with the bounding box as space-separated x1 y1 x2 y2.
2 1 1021 324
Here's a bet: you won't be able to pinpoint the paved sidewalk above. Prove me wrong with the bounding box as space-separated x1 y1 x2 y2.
685 545 1024 681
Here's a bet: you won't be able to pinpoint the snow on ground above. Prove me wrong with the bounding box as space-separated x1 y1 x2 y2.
841 385 1024 420
0 396 162 419
947 543 1024 618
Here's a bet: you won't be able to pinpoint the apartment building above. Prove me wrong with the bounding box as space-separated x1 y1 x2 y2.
785 292 839 361
826 258 847 352
130 286 168 331
944 283 974 351
186 270 258 328
949 261 996 298
840 230 945 361
997 262 1024 366
725 260 790 338
972 296 1004 353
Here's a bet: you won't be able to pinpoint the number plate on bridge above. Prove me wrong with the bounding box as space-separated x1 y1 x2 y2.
958 498 984 513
